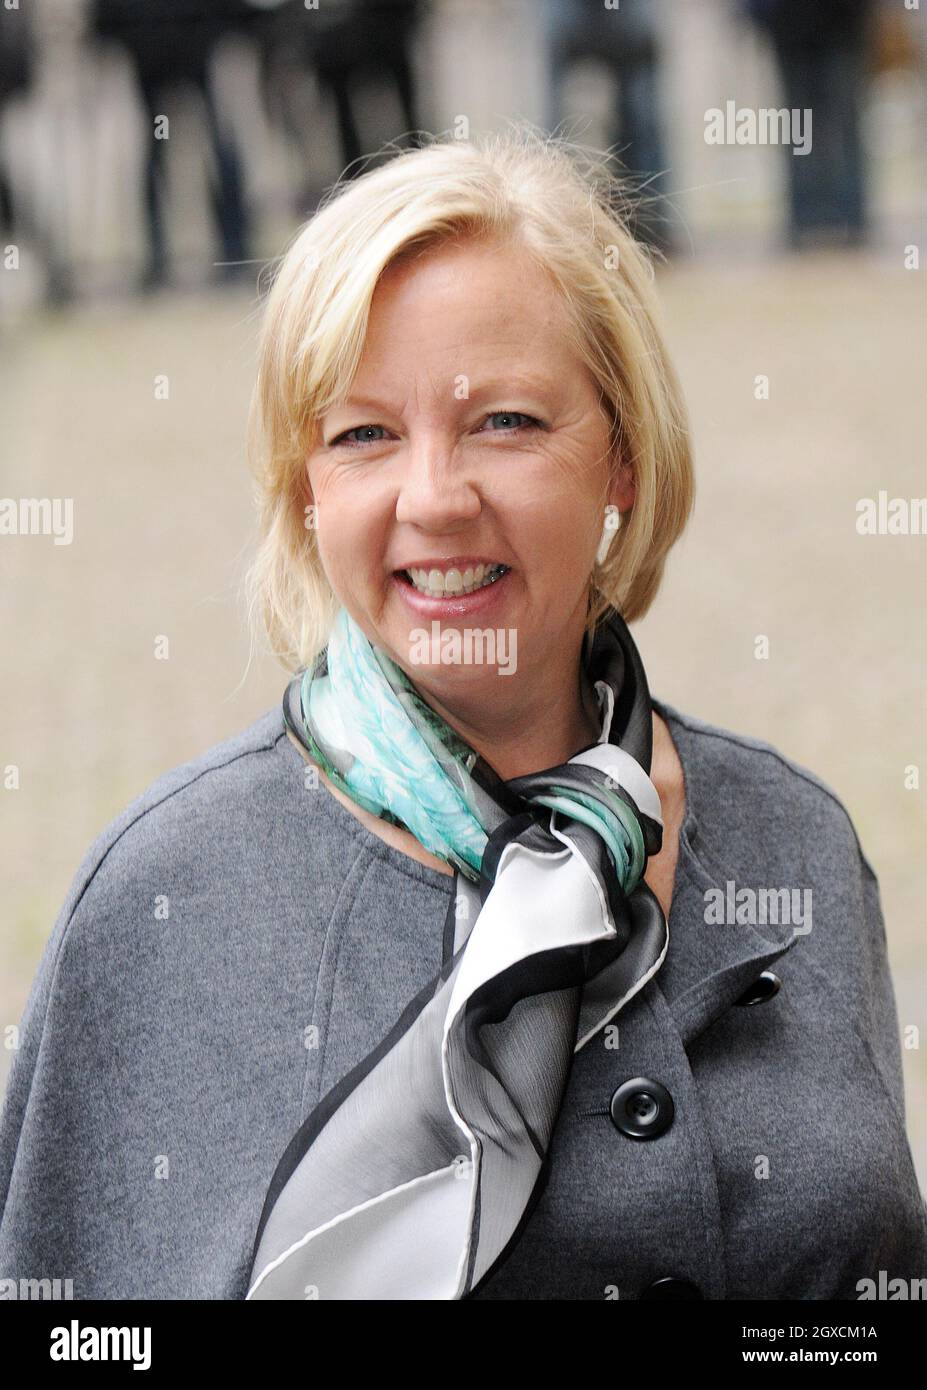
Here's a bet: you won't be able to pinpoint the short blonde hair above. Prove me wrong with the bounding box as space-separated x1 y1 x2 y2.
246 124 694 672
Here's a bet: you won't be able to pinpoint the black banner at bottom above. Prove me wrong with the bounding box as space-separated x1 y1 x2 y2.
5 1297 924 1373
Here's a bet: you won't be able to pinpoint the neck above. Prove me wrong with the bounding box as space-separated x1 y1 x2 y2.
418 659 603 783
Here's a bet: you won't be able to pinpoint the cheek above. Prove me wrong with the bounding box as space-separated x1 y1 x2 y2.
315 519 360 585
307 472 347 579
510 473 602 579
310 476 388 586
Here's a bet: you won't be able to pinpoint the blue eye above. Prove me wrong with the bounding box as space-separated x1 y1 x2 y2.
483 411 540 434
330 424 388 447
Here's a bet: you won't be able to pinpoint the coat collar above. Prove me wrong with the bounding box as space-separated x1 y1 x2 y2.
650 697 801 1047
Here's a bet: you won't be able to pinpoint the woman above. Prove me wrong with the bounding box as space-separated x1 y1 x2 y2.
1 130 924 1301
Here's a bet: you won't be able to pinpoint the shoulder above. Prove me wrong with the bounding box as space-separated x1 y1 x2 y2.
652 695 852 812
35 702 331 976
74 704 293 895
1 703 341 1122
652 696 871 875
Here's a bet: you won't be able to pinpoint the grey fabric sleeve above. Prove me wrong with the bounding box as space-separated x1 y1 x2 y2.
0 841 103 1256
853 843 911 1127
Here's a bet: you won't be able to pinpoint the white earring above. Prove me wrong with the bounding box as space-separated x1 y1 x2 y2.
596 506 622 566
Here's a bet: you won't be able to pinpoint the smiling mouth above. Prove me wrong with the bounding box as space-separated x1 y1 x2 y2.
396 564 511 598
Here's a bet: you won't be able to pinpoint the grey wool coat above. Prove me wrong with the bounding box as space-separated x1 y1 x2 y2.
1 696 925 1300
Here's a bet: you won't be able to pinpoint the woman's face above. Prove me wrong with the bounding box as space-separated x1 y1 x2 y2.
305 236 633 725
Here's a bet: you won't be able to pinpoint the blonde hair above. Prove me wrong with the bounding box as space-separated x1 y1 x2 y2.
245 123 694 672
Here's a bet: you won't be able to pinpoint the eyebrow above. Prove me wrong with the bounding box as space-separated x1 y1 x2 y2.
329 376 560 414
467 375 560 401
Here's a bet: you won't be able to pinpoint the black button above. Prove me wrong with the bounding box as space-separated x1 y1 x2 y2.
735 969 781 1006
640 1277 703 1300
609 1077 674 1139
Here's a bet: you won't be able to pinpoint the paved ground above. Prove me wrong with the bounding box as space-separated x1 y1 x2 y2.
2 250 926 1193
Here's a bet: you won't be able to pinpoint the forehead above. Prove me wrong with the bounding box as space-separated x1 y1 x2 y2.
379 236 560 301
358 238 581 369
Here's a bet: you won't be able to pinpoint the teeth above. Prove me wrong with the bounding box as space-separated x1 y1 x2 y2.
405 564 507 598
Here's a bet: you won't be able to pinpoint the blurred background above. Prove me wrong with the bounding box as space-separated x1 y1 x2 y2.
1 0 926 1186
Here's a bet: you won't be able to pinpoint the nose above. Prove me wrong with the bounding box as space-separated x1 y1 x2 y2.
393 432 482 531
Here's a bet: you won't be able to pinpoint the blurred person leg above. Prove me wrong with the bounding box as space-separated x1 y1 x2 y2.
540 0 584 135
321 62 363 173
742 0 874 249
0 158 74 306
311 0 425 179
387 31 421 144
91 1 252 290
135 58 250 289
135 73 171 289
541 0 674 254
771 36 869 247
612 45 673 254
197 58 251 284
816 41 868 242
0 1 74 304
251 3 326 214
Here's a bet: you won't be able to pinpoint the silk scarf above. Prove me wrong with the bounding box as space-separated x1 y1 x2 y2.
246 603 668 1299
